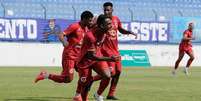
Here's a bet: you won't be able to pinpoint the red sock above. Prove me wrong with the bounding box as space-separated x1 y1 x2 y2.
108 75 120 96
48 74 66 83
97 78 110 95
93 75 102 81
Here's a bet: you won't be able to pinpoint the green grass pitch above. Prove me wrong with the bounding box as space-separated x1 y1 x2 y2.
0 67 201 101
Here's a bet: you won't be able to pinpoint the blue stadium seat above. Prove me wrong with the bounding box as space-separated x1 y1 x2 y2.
113 6 131 22
180 8 201 17
0 0 201 21
4 2 44 18
129 6 155 21
154 8 181 21
45 4 74 20
73 4 102 20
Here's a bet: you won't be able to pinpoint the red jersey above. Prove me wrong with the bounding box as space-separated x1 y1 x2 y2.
101 16 122 56
77 27 105 68
62 22 86 60
180 29 193 48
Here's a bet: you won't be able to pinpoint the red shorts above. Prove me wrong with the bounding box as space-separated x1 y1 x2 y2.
78 61 109 83
61 47 80 78
61 59 77 78
179 45 193 54
108 61 122 76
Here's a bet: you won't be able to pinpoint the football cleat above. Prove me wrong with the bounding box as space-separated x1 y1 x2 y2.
94 93 104 101
106 96 119 100
34 71 47 83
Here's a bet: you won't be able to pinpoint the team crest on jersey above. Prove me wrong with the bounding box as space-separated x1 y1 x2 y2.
108 29 117 40
69 68 74 74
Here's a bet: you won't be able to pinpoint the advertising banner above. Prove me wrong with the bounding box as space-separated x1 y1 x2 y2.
0 18 169 43
120 50 151 67
0 18 74 42
119 21 169 43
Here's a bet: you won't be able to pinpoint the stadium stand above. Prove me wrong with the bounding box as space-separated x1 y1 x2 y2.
0 0 200 21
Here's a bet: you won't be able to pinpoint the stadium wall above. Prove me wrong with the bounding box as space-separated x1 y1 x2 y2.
0 42 200 67
119 44 201 67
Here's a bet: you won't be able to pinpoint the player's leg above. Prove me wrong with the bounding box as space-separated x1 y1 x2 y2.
96 62 115 96
95 78 110 98
73 81 83 101
107 61 122 100
35 59 75 83
81 87 90 101
34 70 48 83
92 61 115 81
93 61 111 101
92 75 102 81
48 59 75 83
73 67 92 101
91 50 113 82
173 49 185 74
184 48 194 75
80 68 92 101
93 61 111 78
186 49 195 68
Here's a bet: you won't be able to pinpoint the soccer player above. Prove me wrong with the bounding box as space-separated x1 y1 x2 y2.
34 11 94 83
73 14 120 101
173 23 195 76
93 2 137 101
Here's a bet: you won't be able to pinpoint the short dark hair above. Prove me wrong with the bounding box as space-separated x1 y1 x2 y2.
81 11 94 20
97 14 111 27
103 2 113 7
189 22 193 26
49 19 55 22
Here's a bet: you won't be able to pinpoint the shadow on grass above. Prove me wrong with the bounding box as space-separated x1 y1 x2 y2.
4 96 71 101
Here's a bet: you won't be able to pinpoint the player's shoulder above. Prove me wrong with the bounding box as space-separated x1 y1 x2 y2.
184 29 191 34
69 22 80 29
112 16 120 20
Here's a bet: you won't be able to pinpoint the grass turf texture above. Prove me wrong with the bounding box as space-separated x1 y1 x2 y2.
0 67 201 101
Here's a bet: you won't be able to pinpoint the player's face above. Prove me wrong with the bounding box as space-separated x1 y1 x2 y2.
188 23 194 30
100 18 112 32
49 20 55 28
84 18 93 28
104 6 113 17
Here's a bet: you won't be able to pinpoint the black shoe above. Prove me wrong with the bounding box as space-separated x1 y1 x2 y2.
106 96 119 100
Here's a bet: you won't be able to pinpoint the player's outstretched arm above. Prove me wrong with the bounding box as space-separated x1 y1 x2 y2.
118 27 137 39
86 51 120 62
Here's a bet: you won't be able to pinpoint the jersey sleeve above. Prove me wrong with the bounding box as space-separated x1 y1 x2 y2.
63 24 77 36
116 16 122 29
183 30 189 37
